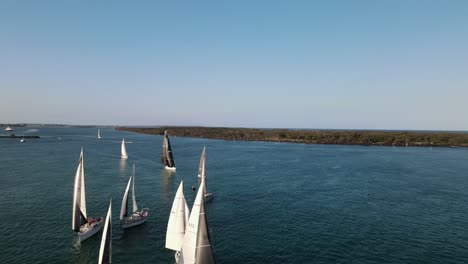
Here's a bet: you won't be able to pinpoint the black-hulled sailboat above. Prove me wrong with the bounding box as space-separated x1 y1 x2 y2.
161 131 176 170
72 148 103 242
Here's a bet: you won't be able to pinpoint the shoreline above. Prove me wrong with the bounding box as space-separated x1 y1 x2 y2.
116 126 468 148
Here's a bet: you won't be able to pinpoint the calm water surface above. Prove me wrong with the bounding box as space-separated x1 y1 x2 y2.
1 127 468 263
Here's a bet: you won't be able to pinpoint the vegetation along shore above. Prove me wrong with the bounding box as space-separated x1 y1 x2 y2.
116 126 468 148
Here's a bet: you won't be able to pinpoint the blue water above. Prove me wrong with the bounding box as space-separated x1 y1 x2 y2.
1 127 468 263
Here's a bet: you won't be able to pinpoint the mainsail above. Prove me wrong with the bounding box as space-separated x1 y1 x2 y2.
120 176 132 220
180 177 215 264
197 146 206 179
98 129 101 139
121 139 128 159
166 181 190 251
161 131 175 168
198 147 208 196
72 148 88 231
99 200 112 264
131 164 138 212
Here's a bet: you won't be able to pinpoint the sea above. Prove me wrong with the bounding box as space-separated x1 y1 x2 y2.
1 126 468 264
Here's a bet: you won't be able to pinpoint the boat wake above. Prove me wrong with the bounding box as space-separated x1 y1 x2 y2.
25 129 39 133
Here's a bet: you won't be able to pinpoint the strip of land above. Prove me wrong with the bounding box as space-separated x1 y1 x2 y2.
116 126 468 147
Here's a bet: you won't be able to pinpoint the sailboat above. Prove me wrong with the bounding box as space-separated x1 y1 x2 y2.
98 129 101 139
72 148 103 242
198 146 213 202
120 164 148 229
121 139 128 159
179 176 216 264
98 199 112 264
161 131 176 170
5 126 13 132
166 181 190 263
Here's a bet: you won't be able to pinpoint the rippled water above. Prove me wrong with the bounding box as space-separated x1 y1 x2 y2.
1 127 468 263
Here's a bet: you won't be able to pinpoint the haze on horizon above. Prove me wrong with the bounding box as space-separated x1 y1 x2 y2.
1 1 467 130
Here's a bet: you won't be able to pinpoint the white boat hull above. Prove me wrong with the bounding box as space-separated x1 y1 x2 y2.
122 209 149 229
78 219 104 242
165 166 176 171
121 155 128 159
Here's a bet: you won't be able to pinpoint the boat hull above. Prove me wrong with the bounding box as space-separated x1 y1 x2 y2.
165 166 176 171
78 219 104 242
122 209 149 229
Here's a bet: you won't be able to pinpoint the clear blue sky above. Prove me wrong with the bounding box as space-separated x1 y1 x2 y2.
1 1 467 130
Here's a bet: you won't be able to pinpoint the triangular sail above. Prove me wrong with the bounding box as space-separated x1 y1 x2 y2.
121 139 128 159
120 176 132 220
161 131 175 168
131 164 138 213
166 181 190 251
99 200 112 264
198 146 206 178
166 135 175 167
198 147 208 195
161 134 168 164
180 178 215 264
98 129 101 139
72 148 87 231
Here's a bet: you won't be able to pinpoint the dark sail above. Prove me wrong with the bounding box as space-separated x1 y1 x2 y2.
161 131 175 168
166 135 175 167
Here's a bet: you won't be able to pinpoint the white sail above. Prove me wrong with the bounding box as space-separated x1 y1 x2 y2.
121 139 128 159
72 148 87 231
131 164 138 213
166 181 190 251
198 146 206 178
120 176 132 220
99 200 112 264
198 147 210 197
98 129 101 139
180 177 215 264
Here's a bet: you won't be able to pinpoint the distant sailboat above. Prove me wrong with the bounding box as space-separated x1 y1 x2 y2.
120 164 148 229
72 148 103 242
198 146 213 202
98 129 101 139
121 139 128 159
179 177 216 264
166 181 190 263
98 199 112 264
5 126 13 131
161 131 176 170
